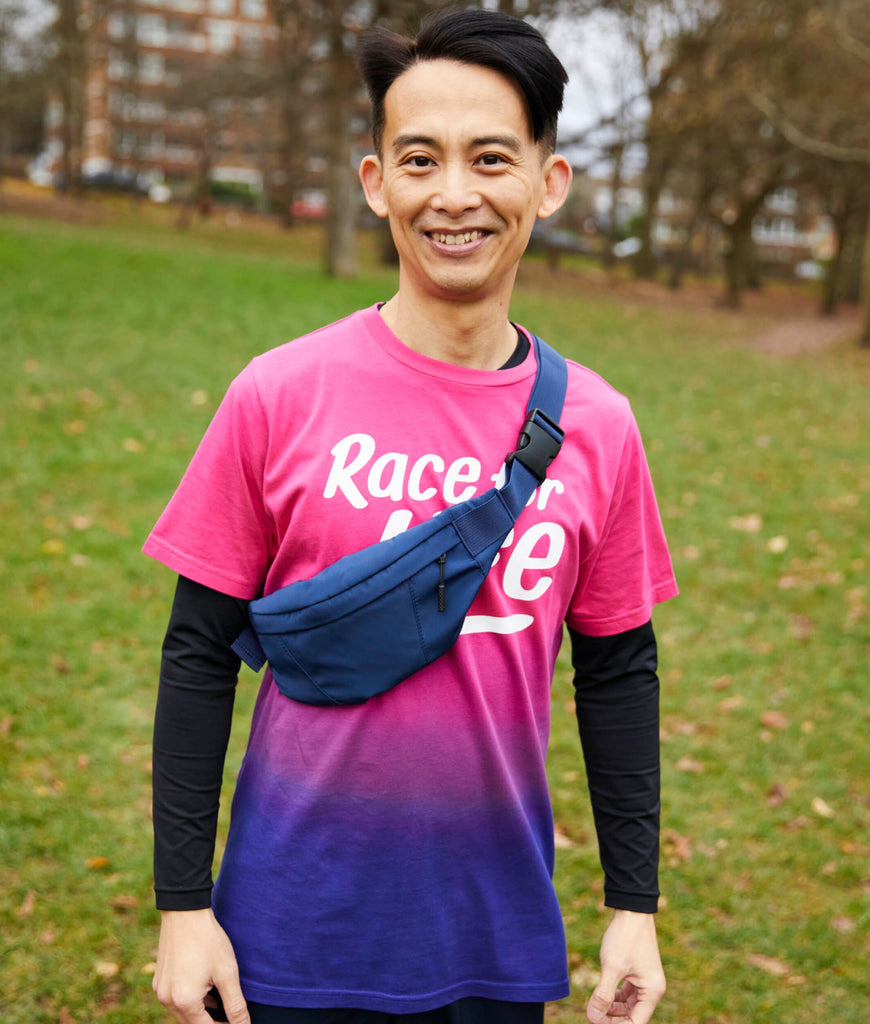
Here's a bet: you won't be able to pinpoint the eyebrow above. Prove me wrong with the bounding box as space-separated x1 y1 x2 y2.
390 133 525 154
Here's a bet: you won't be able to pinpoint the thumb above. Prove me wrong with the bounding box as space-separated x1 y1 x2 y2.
587 970 620 1023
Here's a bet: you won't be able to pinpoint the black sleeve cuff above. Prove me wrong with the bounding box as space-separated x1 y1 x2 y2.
155 886 215 912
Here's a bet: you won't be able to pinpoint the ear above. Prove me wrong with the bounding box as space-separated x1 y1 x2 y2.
536 154 572 221
359 155 389 219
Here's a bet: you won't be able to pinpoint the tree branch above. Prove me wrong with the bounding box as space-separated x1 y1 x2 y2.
748 90 870 165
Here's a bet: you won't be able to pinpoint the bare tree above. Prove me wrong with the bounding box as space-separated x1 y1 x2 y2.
48 0 87 192
744 0 870 343
0 0 48 179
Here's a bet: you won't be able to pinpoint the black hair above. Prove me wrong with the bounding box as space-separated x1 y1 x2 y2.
356 6 568 154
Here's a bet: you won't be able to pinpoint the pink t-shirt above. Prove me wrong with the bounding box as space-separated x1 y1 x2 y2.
145 305 677 1011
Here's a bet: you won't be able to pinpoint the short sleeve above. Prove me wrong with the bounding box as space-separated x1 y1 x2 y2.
567 416 677 636
143 365 275 599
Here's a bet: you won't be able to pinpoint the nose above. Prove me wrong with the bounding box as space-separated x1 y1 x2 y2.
430 163 482 216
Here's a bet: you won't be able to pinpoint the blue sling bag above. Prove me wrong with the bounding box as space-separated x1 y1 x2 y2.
231 334 567 706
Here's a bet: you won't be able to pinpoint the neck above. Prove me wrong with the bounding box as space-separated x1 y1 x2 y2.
379 287 518 370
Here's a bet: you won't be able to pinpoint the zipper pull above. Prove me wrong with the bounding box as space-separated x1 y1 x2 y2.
437 553 447 612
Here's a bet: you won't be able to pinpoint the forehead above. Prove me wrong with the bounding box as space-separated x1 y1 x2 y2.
382 59 533 147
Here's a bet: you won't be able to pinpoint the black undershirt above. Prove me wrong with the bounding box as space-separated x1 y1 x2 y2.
152 331 660 914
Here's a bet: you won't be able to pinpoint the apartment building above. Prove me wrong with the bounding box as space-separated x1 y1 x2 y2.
38 0 284 193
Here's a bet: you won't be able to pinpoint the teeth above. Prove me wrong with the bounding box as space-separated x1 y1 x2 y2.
431 231 483 245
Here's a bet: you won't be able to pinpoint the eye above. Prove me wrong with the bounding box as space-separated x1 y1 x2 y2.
477 153 507 167
403 154 434 169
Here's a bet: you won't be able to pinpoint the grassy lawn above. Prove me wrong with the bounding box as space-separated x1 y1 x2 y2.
1 208 867 1024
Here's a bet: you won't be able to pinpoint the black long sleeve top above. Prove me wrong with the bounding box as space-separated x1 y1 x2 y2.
152 576 661 914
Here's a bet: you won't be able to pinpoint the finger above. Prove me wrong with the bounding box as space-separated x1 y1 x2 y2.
624 984 666 1024
587 984 618 1023
215 982 251 1024
172 996 217 1024
612 981 636 1005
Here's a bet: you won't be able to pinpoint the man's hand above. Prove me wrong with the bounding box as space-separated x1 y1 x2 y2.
154 908 251 1024
586 909 666 1024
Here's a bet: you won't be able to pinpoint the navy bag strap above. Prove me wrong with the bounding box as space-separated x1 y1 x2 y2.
231 333 567 674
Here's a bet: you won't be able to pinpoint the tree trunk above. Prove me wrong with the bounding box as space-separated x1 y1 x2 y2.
603 144 624 269
635 163 665 279
323 0 356 278
821 212 848 316
721 222 749 308
860 205 870 348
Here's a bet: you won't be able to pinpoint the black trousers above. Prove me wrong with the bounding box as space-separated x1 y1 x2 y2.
247 998 545 1024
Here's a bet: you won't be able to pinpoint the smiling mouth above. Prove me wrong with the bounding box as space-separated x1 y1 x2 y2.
426 230 489 245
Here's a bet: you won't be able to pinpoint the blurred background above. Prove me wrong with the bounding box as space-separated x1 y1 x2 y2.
0 0 868 325
1 2 868 1023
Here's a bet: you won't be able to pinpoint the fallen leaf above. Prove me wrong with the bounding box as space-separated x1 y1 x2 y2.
97 982 122 1012
553 827 574 849
39 928 56 944
767 784 788 807
111 894 139 912
76 754 90 769
747 953 790 976
840 841 870 856
718 695 744 713
712 675 732 691
41 539 65 555
14 891 36 918
122 437 144 453
766 535 789 553
830 916 855 933
760 711 789 730
729 513 763 533
140 962 157 975
662 828 692 864
570 965 600 988
51 655 72 675
783 815 811 831
75 388 102 407
676 756 704 773
191 389 209 406
789 614 816 640
63 420 87 436
85 856 110 870
0 715 12 735
59 1008 77 1024
811 797 835 819
94 961 119 978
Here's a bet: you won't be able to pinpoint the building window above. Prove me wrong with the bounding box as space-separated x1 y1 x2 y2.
138 14 167 46
139 53 165 84
210 0 234 14
208 19 235 52
241 0 265 18
241 25 263 55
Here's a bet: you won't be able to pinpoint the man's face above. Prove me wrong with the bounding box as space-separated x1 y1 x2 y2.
360 59 570 306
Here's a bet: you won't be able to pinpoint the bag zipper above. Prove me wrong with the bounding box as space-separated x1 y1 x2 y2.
437 553 447 612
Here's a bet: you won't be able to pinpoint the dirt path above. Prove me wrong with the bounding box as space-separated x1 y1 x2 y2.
744 308 862 355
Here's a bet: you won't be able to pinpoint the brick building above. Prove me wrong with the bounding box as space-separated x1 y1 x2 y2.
36 0 287 195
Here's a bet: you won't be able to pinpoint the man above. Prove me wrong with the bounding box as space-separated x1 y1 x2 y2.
145 9 678 1024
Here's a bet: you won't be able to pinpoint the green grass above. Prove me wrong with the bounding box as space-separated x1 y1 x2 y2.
1 210 867 1024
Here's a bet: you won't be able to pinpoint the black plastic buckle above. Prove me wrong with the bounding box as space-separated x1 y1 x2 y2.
505 408 564 483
